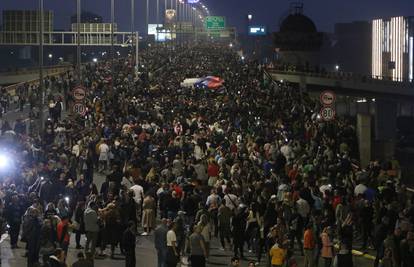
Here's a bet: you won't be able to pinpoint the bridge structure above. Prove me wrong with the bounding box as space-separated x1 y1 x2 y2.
0 31 136 47
265 68 414 170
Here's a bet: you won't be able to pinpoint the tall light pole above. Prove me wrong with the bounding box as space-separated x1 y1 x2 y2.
156 0 159 25
111 0 114 90
131 0 135 68
77 0 82 84
38 0 45 131
146 0 149 34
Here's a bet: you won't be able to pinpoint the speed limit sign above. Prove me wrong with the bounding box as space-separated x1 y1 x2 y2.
320 91 336 106
320 106 335 121
73 103 87 116
73 86 86 101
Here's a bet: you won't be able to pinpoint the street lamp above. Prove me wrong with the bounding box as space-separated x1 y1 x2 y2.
38 0 45 132
77 0 81 84
48 53 53 59
335 65 340 71
248 14 253 20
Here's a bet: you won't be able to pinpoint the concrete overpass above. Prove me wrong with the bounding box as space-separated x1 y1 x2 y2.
0 64 72 86
266 68 414 171
266 68 414 99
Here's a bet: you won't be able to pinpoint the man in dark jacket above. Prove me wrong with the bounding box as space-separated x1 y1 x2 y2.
25 207 42 267
5 194 24 249
154 218 168 267
122 221 136 267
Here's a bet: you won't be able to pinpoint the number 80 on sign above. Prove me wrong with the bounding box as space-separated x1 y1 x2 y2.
320 106 335 121
73 103 87 116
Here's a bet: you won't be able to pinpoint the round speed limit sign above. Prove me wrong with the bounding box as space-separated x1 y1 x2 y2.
73 103 87 116
320 106 336 121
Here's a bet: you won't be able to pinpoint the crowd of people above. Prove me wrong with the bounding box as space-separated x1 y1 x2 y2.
0 42 413 267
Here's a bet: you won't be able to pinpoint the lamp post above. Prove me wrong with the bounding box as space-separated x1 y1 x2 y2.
131 0 135 73
146 0 149 34
38 0 45 131
111 0 114 91
77 0 81 84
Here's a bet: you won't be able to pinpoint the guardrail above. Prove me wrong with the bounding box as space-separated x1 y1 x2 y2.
266 67 414 88
0 64 72 76
2 66 73 96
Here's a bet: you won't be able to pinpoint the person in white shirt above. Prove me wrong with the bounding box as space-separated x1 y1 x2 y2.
223 189 239 211
98 140 109 172
296 197 310 219
166 223 179 267
130 182 144 224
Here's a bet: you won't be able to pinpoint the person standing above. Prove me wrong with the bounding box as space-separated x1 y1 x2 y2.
197 214 211 258
142 194 156 235
154 218 168 267
5 194 24 249
98 139 110 172
166 222 179 267
189 225 207 267
320 226 334 267
25 207 42 267
218 199 232 250
74 201 85 250
57 215 72 260
130 181 144 225
303 223 315 267
269 241 287 267
84 201 99 257
122 221 136 267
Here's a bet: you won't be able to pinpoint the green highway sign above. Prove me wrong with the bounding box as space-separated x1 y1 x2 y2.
205 16 226 30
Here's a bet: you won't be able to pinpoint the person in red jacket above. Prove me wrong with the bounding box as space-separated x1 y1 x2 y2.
207 159 220 186
303 223 315 267
57 215 72 260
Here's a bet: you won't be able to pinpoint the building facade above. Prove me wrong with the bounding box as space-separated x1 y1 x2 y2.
372 16 414 82
2 10 53 32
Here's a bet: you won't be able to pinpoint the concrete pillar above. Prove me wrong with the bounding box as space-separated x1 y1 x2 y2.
374 99 397 160
357 114 371 169
299 75 307 91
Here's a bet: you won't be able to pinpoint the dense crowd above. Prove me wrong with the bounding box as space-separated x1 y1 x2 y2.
0 42 413 267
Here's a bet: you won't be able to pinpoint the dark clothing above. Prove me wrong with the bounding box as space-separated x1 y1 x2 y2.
72 259 93 267
190 255 205 267
26 216 42 267
47 256 65 267
122 228 136 267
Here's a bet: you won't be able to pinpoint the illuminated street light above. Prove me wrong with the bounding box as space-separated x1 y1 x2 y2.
248 14 253 20
93 58 98 63
335 65 339 71
48 53 53 59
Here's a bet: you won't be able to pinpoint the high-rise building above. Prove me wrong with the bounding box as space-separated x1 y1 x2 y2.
372 16 414 82
70 11 103 24
2 10 53 32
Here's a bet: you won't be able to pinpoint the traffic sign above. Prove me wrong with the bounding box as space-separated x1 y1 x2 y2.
73 86 86 101
73 103 87 116
205 16 226 30
320 90 336 106
320 106 336 121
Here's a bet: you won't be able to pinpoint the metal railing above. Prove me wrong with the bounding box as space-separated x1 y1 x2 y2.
266 66 414 88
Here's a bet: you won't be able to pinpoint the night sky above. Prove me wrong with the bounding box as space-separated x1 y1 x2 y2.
1 0 414 33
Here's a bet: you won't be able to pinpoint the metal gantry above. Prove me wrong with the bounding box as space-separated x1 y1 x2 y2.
0 31 138 46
